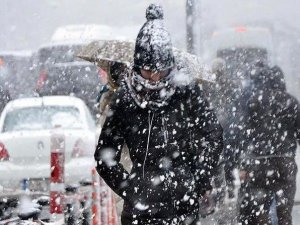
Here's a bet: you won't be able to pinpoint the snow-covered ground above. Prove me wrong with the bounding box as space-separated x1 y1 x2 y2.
292 205 300 222
199 202 300 224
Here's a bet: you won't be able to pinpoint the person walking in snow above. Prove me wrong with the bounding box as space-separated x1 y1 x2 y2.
237 64 300 225
96 61 126 127
94 4 223 225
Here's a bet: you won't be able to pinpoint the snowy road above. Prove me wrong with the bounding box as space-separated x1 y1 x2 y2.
292 204 300 222
198 202 300 224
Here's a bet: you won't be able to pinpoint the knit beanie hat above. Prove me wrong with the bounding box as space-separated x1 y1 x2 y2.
133 4 175 72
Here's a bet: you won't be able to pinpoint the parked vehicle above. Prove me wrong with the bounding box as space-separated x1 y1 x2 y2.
0 96 96 191
33 42 101 117
0 51 35 99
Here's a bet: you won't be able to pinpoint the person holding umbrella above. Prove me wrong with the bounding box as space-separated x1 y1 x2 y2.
94 4 223 225
96 61 127 127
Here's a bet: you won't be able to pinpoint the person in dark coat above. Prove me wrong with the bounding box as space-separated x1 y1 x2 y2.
237 64 300 225
0 63 11 114
0 84 10 115
94 4 223 225
96 61 126 127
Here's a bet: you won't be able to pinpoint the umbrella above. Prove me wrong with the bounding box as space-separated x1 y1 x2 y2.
77 40 213 84
77 40 134 71
172 48 212 84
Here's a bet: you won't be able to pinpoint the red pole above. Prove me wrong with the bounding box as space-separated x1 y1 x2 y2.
107 189 113 225
100 178 108 225
107 188 118 225
111 194 118 225
50 126 65 222
92 168 101 225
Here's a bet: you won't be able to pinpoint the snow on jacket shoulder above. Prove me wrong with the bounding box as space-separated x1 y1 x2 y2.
94 82 223 219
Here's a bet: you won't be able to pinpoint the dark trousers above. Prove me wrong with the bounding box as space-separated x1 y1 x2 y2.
237 157 297 225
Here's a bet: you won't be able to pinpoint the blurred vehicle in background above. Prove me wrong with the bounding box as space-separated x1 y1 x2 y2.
34 24 139 118
204 26 275 128
34 42 101 117
205 26 274 87
0 51 35 100
0 96 96 191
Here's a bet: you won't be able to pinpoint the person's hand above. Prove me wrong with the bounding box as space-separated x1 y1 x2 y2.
199 190 215 217
203 190 212 198
239 170 248 183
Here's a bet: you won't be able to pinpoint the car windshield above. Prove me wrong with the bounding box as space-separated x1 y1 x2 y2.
2 106 83 132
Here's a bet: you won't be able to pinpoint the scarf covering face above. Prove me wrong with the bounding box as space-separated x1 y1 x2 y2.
125 69 176 110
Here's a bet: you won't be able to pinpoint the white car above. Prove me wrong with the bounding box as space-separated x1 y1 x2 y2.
0 96 97 191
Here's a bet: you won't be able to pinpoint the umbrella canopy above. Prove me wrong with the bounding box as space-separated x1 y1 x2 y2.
172 48 212 84
77 40 134 71
77 40 212 84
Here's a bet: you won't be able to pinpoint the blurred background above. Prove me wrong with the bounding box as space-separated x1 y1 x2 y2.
1 1 300 223
0 0 299 98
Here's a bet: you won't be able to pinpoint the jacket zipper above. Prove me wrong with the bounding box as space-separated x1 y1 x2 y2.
162 115 168 145
143 111 155 178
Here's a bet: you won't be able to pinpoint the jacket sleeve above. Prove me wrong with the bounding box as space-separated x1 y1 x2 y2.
189 85 224 194
94 93 131 200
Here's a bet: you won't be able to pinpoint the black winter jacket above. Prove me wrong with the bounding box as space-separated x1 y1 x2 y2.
240 86 300 170
94 82 223 220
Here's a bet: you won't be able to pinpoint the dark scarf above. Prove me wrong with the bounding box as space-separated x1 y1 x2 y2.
125 69 176 110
